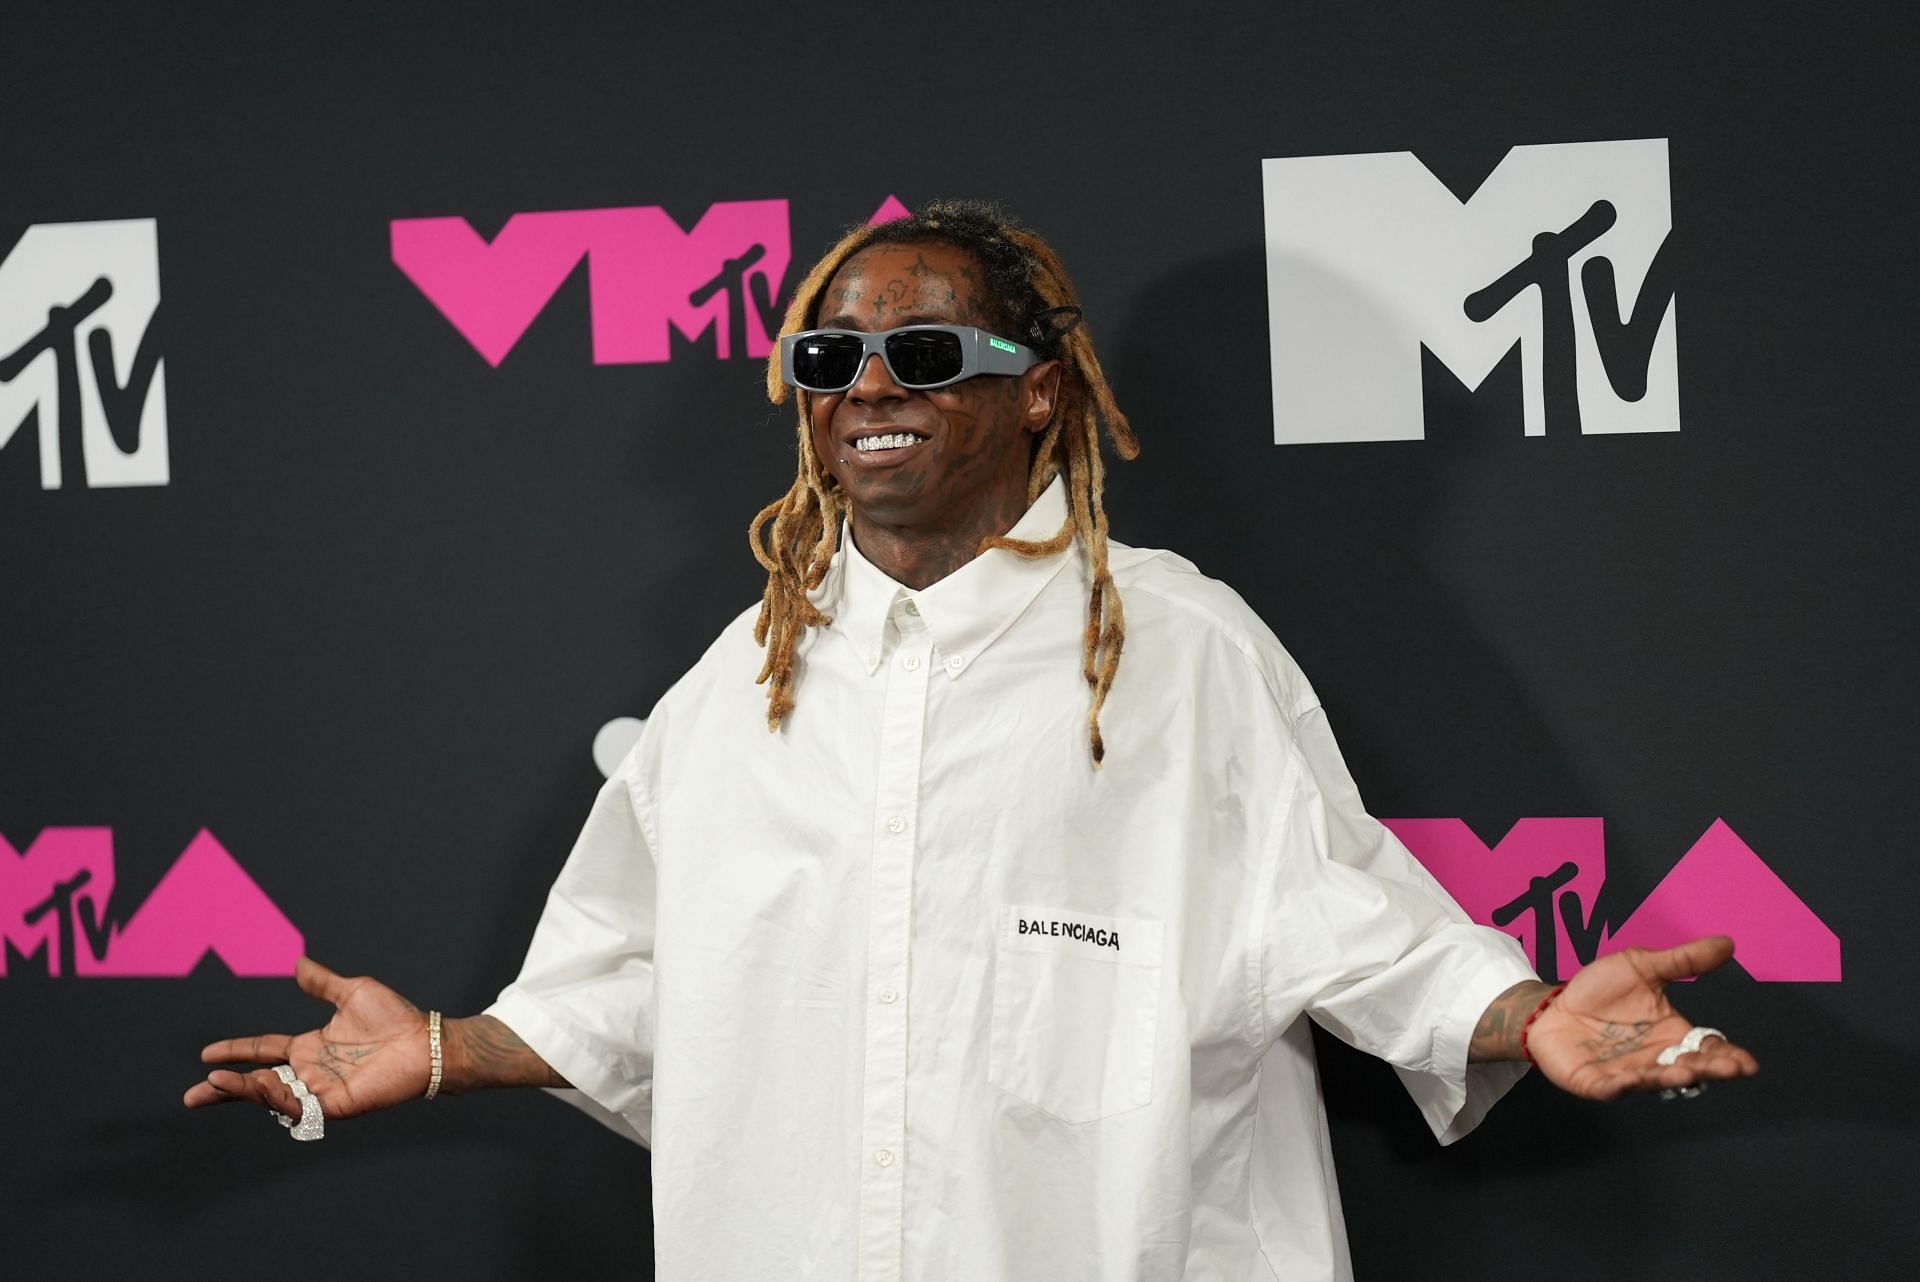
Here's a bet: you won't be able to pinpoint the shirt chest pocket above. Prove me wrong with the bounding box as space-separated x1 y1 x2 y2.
988 904 1164 1124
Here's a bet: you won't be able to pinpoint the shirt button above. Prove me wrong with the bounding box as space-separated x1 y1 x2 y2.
903 655 921 671
874 1149 895 1167
903 600 919 616
945 655 964 671
878 987 899 1004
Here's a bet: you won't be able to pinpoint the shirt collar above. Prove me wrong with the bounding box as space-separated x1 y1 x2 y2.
815 476 1075 679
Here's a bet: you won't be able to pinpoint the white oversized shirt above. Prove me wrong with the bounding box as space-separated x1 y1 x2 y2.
488 477 1537 1282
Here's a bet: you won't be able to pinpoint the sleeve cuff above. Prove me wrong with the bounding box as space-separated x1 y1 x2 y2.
1401 932 1538 1145
485 988 654 1144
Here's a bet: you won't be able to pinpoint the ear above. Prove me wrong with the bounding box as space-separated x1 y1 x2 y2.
1022 360 1063 434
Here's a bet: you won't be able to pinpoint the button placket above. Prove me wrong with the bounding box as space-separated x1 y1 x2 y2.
857 605 932 1282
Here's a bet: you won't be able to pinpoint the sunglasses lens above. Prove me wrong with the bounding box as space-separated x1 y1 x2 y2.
884 329 965 387
791 334 865 390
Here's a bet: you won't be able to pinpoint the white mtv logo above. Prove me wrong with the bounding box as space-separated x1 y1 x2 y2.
1263 139 1677 445
0 219 169 487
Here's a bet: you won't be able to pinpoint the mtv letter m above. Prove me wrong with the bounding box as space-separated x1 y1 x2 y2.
1262 139 1678 444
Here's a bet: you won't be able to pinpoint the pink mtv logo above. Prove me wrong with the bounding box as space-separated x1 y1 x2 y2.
1383 817 1839 982
0 828 303 977
393 194 911 367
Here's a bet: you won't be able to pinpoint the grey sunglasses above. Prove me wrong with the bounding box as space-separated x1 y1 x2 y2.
779 325 1039 393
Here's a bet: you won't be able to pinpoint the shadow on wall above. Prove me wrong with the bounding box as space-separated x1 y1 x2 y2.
1105 238 1598 821
1100 241 1920 1269
1102 240 1604 1104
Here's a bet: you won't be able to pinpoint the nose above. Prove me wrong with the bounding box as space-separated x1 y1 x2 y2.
846 351 907 404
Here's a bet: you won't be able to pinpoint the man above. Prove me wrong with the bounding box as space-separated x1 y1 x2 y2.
186 200 1757 1280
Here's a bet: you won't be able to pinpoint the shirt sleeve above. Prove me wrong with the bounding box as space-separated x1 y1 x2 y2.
485 751 658 1145
1260 704 1538 1145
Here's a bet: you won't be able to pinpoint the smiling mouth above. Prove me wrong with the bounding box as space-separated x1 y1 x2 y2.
853 432 928 453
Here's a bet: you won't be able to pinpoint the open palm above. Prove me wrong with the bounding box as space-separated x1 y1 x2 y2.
183 957 431 1122
1526 935 1760 1101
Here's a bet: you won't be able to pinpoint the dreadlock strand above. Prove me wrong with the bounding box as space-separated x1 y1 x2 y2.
751 221 882 730
801 446 844 591
1057 432 1101 686
1078 372 1130 761
979 515 1075 562
1026 416 1066 501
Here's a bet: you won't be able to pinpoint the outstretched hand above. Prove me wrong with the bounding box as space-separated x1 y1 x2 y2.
1526 935 1760 1101
183 957 431 1123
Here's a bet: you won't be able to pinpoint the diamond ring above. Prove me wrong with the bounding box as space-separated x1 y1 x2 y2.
270 1064 326 1141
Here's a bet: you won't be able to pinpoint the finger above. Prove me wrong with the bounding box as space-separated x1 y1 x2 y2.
1662 1037 1762 1081
186 1067 303 1117
1622 1048 1761 1096
1575 1036 1760 1101
295 956 357 1006
184 1076 245 1108
1637 935 1737 984
200 1032 294 1065
1586 1063 1693 1101
186 1072 271 1108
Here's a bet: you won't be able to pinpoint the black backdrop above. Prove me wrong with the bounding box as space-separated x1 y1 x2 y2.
3 4 1914 1277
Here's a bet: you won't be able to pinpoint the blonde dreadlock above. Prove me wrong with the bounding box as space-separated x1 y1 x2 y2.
750 200 1141 763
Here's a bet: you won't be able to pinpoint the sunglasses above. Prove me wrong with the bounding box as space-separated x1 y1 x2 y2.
779 325 1039 394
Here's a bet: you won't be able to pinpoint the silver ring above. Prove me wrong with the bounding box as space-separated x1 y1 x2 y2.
1654 1026 1726 1066
271 1063 326 1141
1659 1084 1708 1102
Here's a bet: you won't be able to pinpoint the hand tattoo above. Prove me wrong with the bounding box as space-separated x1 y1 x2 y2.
1576 1020 1656 1065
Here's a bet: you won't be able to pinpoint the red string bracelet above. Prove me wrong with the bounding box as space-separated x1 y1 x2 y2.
1519 983 1568 1064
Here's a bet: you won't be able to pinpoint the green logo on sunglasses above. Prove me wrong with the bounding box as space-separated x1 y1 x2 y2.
988 337 1018 354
